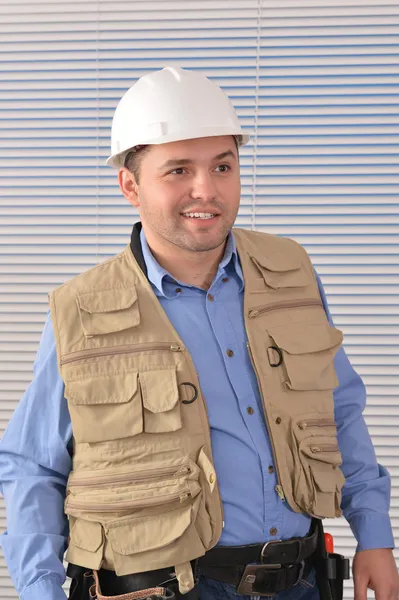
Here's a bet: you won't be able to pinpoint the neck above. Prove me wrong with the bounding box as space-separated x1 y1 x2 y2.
144 233 227 291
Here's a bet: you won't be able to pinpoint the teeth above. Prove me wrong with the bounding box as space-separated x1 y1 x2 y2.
183 212 216 219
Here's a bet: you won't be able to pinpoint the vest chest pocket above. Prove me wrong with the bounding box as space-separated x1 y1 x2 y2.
250 254 308 290
76 286 140 337
267 323 343 391
65 366 182 443
65 371 143 443
139 367 182 433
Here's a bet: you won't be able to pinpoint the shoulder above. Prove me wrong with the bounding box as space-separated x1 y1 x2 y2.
232 227 310 260
49 247 131 301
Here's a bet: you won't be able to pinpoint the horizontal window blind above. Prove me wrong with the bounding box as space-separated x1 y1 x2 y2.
0 1 398 597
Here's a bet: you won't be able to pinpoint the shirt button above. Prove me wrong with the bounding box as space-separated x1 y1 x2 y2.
176 287 182 293
226 349 234 357
275 417 282 425
209 473 215 484
247 407 254 415
270 527 278 536
207 293 214 301
222 277 229 283
268 466 274 474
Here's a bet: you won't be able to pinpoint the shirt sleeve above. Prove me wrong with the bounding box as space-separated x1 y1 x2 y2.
315 272 395 552
0 312 72 599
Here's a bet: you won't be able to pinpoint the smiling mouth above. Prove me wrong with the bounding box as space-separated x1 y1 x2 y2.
181 212 218 219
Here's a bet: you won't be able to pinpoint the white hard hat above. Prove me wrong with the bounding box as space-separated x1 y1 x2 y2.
106 66 250 168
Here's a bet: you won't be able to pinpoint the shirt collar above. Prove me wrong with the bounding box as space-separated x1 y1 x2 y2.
140 228 244 298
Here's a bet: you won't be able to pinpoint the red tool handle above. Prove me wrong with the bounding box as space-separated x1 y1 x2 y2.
324 533 334 554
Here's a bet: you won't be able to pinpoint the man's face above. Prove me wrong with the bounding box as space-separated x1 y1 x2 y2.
130 136 241 254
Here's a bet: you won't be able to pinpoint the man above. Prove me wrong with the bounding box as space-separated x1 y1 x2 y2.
0 66 397 600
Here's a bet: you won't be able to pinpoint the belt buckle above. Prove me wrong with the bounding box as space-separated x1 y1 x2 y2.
237 564 281 597
237 540 282 596
260 539 282 564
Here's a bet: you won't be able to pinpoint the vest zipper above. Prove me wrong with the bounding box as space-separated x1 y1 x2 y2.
66 489 192 513
248 299 323 319
298 419 336 430
310 444 339 453
61 342 183 366
246 341 285 504
68 464 191 488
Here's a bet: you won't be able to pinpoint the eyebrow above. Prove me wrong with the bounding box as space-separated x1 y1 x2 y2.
159 150 237 170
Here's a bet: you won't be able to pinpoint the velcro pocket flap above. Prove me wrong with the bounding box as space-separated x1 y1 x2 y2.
64 372 142 442
77 286 139 336
106 504 192 555
250 253 301 273
310 464 337 493
65 371 138 406
268 324 342 391
140 367 179 413
250 256 307 289
140 368 181 433
268 324 343 355
71 519 103 552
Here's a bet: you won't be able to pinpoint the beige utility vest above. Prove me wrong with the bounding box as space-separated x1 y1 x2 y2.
49 227 345 593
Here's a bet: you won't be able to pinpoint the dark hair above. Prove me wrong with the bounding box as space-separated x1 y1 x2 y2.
124 135 240 184
123 145 151 185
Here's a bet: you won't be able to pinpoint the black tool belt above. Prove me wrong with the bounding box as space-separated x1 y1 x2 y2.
197 528 318 596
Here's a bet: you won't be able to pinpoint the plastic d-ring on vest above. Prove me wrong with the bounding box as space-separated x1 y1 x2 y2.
180 382 199 404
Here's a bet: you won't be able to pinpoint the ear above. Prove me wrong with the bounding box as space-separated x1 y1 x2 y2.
118 168 140 208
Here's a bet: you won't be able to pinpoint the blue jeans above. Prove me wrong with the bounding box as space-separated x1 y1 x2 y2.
196 568 319 600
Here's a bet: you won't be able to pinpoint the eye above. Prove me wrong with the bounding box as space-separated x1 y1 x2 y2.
215 164 231 173
170 167 186 175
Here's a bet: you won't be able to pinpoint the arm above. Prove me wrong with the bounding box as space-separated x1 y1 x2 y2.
0 312 72 600
315 272 394 550
316 272 399 599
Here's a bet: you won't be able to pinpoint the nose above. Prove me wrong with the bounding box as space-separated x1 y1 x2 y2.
190 171 217 202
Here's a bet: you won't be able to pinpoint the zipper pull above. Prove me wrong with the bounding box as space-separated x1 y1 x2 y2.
275 485 285 502
180 492 191 503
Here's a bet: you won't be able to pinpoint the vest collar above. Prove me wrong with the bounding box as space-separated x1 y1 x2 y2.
130 221 148 278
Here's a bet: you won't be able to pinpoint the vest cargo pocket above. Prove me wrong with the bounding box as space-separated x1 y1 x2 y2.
250 254 308 289
139 367 182 433
66 463 206 576
104 499 206 576
65 461 202 517
76 286 140 337
66 518 104 570
294 435 345 518
64 371 142 443
267 323 343 391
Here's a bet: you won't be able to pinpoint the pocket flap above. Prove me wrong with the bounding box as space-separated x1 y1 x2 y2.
65 371 138 406
310 464 344 493
71 519 103 552
77 287 140 336
106 504 192 555
268 324 343 355
250 253 301 273
77 287 137 314
140 367 179 413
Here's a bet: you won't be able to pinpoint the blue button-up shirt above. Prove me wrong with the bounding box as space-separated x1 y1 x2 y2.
0 231 394 600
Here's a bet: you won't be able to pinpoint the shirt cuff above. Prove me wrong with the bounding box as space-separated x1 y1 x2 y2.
349 512 395 552
20 575 67 600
